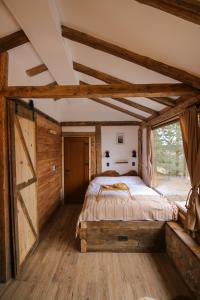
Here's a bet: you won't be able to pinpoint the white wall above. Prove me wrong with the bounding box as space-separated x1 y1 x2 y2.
62 126 95 132
62 125 139 175
101 126 138 174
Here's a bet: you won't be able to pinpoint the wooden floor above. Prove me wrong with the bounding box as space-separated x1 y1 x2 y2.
0 205 193 300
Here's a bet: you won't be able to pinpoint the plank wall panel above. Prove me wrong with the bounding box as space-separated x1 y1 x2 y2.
0 97 11 282
36 115 62 230
0 52 11 282
166 222 200 298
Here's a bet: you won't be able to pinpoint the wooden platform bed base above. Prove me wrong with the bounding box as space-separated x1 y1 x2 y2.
79 220 166 253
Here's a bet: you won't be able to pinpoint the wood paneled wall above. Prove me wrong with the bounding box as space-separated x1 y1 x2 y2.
95 125 102 174
166 222 200 298
0 98 11 282
36 115 62 230
0 52 11 282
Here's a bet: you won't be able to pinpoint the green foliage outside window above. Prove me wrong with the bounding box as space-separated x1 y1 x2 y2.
154 122 188 177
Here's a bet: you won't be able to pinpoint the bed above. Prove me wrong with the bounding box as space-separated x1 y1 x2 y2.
77 176 178 253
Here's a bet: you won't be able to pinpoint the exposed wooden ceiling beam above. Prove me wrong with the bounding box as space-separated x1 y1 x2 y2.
61 121 141 126
149 96 176 107
62 26 200 89
74 61 128 85
0 30 29 53
45 81 57 87
135 0 200 26
175 94 193 104
1 83 196 99
73 62 157 115
111 97 157 116
27 62 176 108
27 61 175 108
45 81 59 101
49 78 155 115
144 94 200 126
89 97 146 120
26 64 48 77
80 81 152 119
73 61 175 108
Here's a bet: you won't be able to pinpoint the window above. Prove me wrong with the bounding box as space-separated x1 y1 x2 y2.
153 122 191 204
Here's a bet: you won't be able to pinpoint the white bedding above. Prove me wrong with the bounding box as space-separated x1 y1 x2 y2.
77 176 178 227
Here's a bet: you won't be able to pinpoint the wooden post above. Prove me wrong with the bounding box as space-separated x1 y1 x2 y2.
95 125 102 174
138 126 143 177
80 239 87 253
0 52 11 282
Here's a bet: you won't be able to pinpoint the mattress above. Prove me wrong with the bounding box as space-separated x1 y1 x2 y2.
77 176 178 225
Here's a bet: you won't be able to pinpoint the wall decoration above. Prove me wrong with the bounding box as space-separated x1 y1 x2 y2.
101 126 138 174
105 150 110 158
132 150 137 157
116 133 124 144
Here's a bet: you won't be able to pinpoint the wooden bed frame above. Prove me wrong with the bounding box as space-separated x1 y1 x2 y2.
79 220 166 253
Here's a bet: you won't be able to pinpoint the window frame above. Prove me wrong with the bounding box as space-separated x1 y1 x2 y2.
152 119 189 216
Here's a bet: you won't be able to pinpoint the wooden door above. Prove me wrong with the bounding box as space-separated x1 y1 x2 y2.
9 103 38 275
64 137 89 203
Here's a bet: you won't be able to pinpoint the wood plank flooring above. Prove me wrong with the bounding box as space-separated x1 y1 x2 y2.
0 205 193 300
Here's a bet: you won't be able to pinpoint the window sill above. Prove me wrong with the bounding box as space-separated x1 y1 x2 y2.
175 200 187 214
152 187 187 211
152 186 187 226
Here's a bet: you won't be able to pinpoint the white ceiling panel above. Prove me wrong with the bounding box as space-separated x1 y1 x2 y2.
59 99 138 122
0 1 19 37
4 0 78 84
59 0 200 76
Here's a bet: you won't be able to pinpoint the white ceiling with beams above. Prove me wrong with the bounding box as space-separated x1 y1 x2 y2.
0 0 200 122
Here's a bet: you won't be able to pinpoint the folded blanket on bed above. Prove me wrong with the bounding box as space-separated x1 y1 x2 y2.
96 183 134 202
101 183 129 190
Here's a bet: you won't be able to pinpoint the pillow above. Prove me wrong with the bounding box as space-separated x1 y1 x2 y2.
97 170 120 177
121 170 137 176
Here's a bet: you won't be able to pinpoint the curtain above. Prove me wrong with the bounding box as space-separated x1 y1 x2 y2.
146 126 154 188
180 106 200 231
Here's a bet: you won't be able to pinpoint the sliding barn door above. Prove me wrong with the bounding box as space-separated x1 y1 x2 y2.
9 102 38 275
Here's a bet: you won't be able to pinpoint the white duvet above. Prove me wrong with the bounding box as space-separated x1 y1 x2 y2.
77 176 178 226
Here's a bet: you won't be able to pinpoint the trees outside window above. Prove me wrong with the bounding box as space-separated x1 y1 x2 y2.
153 122 190 202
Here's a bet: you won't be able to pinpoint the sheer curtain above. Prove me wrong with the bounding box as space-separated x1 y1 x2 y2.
180 106 200 232
146 126 154 188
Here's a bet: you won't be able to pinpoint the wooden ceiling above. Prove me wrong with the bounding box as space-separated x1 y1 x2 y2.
61 25 200 89
1 25 199 88
0 0 200 123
